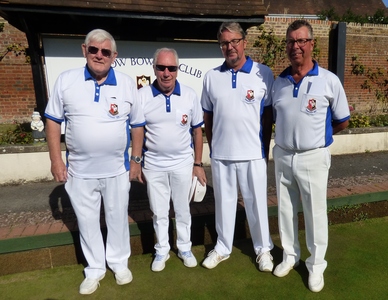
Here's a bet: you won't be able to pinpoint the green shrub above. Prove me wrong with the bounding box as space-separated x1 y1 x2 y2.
348 113 370 128
369 114 388 127
0 122 34 145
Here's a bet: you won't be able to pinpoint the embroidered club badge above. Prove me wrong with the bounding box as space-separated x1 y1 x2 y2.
181 114 188 126
306 99 317 113
109 103 119 115
246 90 254 101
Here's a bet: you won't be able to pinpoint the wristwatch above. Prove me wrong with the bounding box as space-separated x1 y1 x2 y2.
131 155 142 164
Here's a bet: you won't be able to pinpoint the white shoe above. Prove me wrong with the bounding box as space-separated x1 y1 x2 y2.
151 253 170 272
273 261 300 277
309 273 324 292
178 250 198 268
79 274 105 295
202 249 229 269
115 268 133 285
256 251 274 272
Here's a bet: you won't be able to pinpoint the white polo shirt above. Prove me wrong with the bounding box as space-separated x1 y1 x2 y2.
45 66 146 178
271 61 350 151
201 56 274 160
138 80 203 171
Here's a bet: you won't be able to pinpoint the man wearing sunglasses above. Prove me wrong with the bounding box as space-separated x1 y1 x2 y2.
45 29 145 294
271 20 350 292
201 22 274 272
138 48 206 272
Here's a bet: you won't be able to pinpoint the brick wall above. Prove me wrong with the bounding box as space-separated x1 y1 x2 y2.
344 24 388 113
2 16 388 124
0 19 36 124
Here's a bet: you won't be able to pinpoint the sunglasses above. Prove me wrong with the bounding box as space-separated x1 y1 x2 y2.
87 46 112 57
155 65 178 72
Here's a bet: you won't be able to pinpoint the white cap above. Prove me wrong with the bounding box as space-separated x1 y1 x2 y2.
188 176 206 202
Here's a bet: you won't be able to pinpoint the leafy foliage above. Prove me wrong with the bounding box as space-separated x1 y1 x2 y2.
318 8 388 24
370 114 388 127
348 112 388 128
0 123 34 145
252 25 287 69
351 55 388 112
348 113 370 128
0 22 29 62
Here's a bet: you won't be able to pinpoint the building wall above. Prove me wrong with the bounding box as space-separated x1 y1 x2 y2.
2 16 388 124
0 18 36 124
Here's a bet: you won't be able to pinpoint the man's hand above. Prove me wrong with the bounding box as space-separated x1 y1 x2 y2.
51 160 68 182
129 162 144 183
193 165 207 187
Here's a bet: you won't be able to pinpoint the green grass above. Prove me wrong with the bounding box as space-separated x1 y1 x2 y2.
1 217 388 299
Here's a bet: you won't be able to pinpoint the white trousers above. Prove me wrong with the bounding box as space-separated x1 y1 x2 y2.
143 164 193 255
273 145 330 275
65 172 131 278
211 158 273 256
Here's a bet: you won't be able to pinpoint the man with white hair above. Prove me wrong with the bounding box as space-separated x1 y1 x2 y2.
45 29 145 295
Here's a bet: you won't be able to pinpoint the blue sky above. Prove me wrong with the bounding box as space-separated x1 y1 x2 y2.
384 0 388 7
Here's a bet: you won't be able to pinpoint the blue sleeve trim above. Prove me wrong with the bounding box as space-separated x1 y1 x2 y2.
192 121 204 129
203 108 213 114
333 115 350 124
130 121 146 128
44 113 64 123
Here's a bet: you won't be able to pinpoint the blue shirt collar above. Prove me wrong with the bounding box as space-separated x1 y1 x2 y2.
220 56 253 73
84 65 117 85
151 80 181 97
279 60 319 78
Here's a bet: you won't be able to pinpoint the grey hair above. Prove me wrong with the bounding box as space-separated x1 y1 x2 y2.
217 22 246 41
286 20 314 39
84 29 117 53
153 48 179 66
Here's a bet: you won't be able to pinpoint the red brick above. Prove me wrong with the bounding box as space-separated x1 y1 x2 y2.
20 225 38 237
48 223 64 234
35 224 52 235
7 226 25 239
0 227 11 239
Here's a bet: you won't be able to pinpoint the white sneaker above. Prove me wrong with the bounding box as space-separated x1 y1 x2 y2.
308 273 324 292
115 268 133 285
256 251 274 272
178 250 198 268
79 274 105 295
151 253 170 272
202 249 229 269
273 261 300 277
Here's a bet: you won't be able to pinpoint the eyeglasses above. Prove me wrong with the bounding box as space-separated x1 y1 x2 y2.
87 46 112 57
155 65 178 72
219 38 244 49
286 38 313 47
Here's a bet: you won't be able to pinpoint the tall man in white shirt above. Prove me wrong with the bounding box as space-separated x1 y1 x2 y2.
271 20 350 292
45 29 145 295
201 22 274 272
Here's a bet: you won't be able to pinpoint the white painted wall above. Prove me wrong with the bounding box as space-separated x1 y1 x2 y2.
1 132 387 184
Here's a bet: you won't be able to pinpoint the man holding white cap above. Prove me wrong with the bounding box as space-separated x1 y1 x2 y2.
138 47 207 272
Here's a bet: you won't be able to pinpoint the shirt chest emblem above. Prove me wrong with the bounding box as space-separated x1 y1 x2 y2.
246 90 255 101
109 103 119 116
180 114 188 126
306 98 317 113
